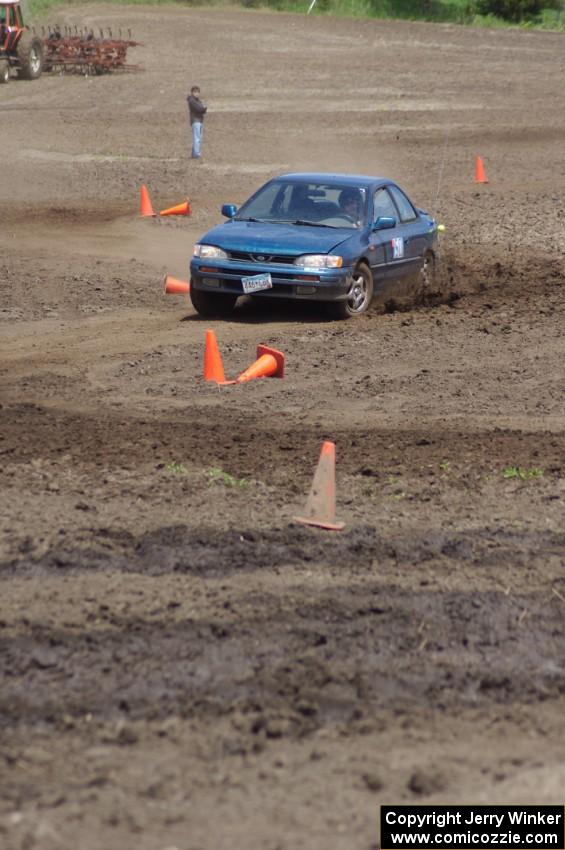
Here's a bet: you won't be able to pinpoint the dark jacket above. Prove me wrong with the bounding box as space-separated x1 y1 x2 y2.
187 95 207 125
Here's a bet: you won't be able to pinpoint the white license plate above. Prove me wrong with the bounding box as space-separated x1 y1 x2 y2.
241 273 273 294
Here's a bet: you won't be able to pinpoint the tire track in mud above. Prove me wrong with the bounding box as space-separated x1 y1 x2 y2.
1 403 563 474
1 523 564 579
1 579 563 733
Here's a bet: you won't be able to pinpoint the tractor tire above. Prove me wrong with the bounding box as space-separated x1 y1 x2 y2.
16 33 44 80
0 60 9 84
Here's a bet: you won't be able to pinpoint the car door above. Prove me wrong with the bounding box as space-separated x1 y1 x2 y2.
369 187 415 298
387 184 429 271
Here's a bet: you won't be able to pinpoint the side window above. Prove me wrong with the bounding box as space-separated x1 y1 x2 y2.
388 185 417 222
373 188 398 221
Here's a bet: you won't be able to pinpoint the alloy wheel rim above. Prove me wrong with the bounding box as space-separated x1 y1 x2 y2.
421 256 434 288
347 272 368 313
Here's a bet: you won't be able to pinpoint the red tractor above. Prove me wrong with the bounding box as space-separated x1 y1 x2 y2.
0 0 44 83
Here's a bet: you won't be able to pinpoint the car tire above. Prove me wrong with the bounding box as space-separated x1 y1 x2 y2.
419 250 438 296
190 286 238 318
16 33 44 80
328 263 373 319
0 60 10 84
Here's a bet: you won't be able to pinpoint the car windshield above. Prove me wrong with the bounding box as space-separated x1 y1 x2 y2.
235 180 367 229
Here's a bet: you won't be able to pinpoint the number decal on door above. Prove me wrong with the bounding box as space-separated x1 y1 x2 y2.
392 237 404 259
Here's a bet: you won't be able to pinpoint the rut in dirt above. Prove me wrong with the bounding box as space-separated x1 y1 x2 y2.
1 574 563 734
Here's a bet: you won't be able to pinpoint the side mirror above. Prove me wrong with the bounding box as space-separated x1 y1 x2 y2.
373 216 397 231
221 203 237 219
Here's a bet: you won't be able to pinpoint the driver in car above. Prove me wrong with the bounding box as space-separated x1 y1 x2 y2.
338 189 362 223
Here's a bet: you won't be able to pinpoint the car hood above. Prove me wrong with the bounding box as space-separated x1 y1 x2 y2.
198 220 354 255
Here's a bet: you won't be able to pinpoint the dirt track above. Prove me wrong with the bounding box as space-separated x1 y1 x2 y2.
1 5 564 849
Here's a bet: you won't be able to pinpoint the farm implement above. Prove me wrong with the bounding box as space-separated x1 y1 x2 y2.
0 0 141 83
42 26 142 76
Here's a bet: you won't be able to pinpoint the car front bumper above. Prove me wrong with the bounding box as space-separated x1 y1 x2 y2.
190 259 354 302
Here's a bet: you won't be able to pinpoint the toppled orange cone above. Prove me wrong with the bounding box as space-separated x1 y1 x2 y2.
203 329 226 383
294 441 345 531
160 199 192 217
140 184 156 217
163 274 190 295
474 156 488 184
235 345 285 383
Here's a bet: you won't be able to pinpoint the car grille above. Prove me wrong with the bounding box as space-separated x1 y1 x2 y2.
227 250 298 265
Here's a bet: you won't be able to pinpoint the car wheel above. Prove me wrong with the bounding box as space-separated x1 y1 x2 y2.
420 250 437 295
190 286 237 318
328 263 373 319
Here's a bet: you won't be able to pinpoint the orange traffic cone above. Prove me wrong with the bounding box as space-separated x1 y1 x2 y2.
140 184 156 217
203 329 226 383
163 274 190 295
235 345 285 383
294 441 345 531
475 156 488 184
160 199 192 217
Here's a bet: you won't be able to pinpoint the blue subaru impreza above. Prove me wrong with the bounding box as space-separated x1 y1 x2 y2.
190 172 439 319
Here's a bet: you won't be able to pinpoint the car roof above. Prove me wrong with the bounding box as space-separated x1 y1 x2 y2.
276 172 390 189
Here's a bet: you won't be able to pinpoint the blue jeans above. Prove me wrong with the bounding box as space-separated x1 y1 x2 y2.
191 121 203 158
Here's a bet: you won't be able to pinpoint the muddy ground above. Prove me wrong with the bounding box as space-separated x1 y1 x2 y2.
1 5 564 849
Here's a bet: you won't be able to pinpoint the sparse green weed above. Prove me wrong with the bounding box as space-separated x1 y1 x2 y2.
165 461 188 475
439 460 451 471
503 466 544 480
206 467 249 488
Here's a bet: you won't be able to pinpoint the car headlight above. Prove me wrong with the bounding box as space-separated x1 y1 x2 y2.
193 244 228 259
294 254 343 269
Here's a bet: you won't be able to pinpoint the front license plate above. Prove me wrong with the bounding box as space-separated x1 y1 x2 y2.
241 273 273 294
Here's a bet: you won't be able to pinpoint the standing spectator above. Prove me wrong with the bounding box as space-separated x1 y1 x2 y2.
187 85 207 160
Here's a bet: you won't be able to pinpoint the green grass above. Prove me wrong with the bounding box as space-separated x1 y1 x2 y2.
26 0 565 30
